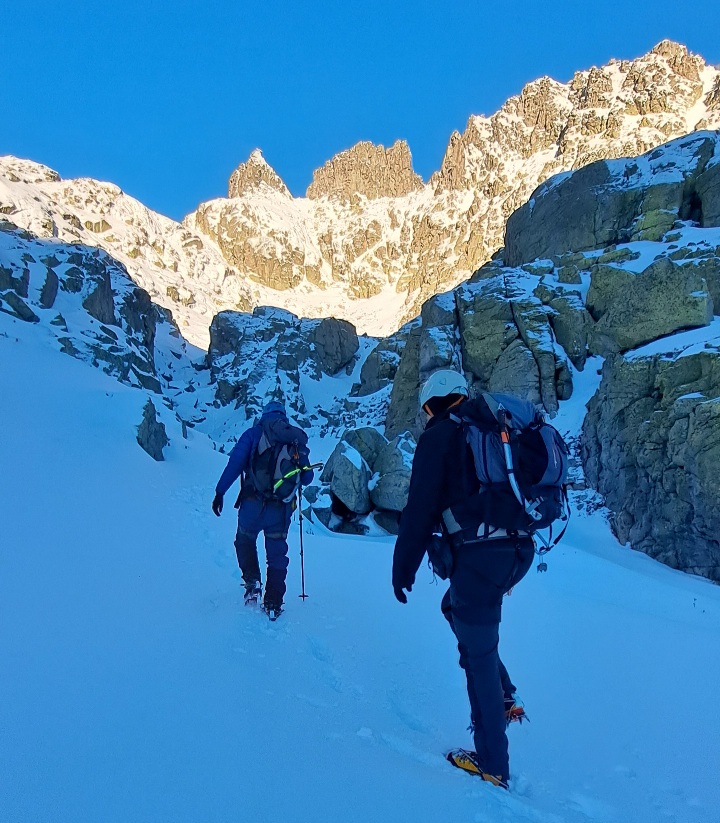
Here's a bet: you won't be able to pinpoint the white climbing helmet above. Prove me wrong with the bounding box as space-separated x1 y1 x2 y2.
419 369 469 410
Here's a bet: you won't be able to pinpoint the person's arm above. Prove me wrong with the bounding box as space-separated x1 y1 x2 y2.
391 426 448 601
215 428 255 497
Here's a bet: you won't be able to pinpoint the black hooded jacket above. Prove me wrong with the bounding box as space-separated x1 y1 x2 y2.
392 396 535 607
392 397 495 589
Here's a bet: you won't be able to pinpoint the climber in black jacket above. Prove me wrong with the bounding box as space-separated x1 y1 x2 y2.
392 369 534 789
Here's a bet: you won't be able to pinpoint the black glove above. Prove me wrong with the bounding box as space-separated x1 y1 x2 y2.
212 493 223 517
394 583 412 604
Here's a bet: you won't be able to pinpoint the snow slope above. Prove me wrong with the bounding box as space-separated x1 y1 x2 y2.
2 309 720 822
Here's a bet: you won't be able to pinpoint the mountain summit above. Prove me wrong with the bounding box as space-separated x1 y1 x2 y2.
228 149 291 198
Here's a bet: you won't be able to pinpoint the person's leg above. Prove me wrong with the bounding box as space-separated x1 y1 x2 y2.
498 541 533 701
442 589 482 730
499 659 516 700
451 615 509 781
455 619 516 713
262 503 291 607
234 498 263 586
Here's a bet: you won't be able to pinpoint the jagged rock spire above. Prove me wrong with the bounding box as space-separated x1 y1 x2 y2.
306 139 424 201
228 149 291 198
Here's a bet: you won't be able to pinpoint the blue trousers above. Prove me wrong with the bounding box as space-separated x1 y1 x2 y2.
234 497 292 603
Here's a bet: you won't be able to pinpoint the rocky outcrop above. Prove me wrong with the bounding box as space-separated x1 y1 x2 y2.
330 442 372 514
228 150 291 198
0 223 162 392
310 318 359 375
707 77 720 111
385 267 574 438
1 290 39 323
582 344 720 582
0 157 60 184
696 157 720 227
369 434 415 512
342 427 389 472
587 258 713 355
207 307 363 427
504 132 719 266
192 198 323 292
385 321 423 439
136 398 169 461
352 323 410 396
306 140 423 201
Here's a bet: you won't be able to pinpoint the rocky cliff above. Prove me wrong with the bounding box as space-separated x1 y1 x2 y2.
368 129 720 581
188 41 720 335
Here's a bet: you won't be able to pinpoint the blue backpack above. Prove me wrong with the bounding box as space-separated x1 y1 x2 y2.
447 393 570 553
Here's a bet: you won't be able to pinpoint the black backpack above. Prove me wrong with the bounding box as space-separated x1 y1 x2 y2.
446 392 570 551
246 416 309 504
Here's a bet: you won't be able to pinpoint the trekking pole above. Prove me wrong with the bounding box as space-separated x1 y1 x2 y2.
298 485 308 600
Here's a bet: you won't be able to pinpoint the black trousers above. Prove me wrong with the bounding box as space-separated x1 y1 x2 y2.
442 537 534 781
442 591 512 778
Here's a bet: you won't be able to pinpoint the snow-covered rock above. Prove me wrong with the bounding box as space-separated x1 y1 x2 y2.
206 307 365 428
0 221 165 392
329 442 372 515
369 433 415 512
505 131 720 266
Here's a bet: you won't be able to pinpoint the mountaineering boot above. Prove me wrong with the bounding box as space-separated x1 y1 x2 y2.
244 580 262 606
445 749 508 789
262 602 283 621
505 694 528 726
262 594 284 621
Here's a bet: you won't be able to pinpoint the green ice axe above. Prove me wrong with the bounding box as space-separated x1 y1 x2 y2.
273 462 325 493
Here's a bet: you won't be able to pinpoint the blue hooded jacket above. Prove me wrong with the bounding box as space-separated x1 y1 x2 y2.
215 405 314 498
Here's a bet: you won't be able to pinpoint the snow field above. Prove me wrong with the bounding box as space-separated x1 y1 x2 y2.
2 318 720 822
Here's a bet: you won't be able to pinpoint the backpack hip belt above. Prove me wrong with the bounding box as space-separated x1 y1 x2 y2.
442 508 529 547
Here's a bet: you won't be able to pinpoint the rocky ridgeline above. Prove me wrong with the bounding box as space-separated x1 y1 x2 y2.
0 219 163 392
364 129 720 580
187 41 720 333
4 42 717 345
0 157 254 349
306 140 424 200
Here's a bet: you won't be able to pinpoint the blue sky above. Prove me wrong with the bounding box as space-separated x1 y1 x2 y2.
3 1 719 220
